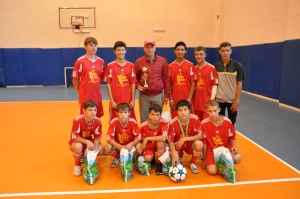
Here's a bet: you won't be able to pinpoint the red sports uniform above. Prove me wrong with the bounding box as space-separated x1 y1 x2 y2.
201 117 236 165
108 117 140 158
69 115 102 145
140 120 168 157
72 55 105 117
106 61 136 119
168 59 194 117
168 114 201 155
193 63 218 121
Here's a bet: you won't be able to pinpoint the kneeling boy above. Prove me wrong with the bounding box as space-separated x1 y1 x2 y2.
69 100 102 176
201 100 241 175
168 100 203 174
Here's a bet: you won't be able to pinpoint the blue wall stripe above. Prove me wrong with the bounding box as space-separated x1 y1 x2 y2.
0 39 299 108
280 40 300 108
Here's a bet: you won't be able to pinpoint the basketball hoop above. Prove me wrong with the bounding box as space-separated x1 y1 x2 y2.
59 7 95 33
71 16 84 33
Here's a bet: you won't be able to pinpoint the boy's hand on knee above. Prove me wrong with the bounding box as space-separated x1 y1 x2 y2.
176 138 185 149
87 141 95 150
125 143 134 150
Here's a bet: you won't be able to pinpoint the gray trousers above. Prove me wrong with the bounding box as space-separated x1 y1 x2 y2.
139 92 163 122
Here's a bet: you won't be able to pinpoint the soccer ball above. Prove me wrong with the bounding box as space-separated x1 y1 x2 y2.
168 163 187 182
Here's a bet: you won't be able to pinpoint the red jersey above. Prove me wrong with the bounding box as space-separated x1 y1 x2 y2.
168 114 201 143
72 55 105 104
169 59 194 103
108 117 140 145
106 61 136 104
193 63 218 112
201 117 235 150
140 120 168 139
69 115 102 144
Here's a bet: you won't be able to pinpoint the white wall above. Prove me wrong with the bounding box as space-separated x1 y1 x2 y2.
0 0 299 48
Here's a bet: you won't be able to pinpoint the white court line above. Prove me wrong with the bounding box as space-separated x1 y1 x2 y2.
0 177 299 198
237 131 300 174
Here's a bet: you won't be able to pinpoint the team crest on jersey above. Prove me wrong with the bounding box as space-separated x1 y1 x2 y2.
196 77 205 88
176 74 186 85
88 69 99 83
213 135 223 146
118 131 130 144
82 131 91 138
117 73 129 87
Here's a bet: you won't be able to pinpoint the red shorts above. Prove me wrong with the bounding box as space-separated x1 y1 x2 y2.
111 149 120 159
204 149 215 166
143 142 157 157
176 142 193 156
80 102 103 118
194 110 208 121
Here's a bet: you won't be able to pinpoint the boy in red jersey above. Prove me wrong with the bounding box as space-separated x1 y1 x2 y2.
136 103 168 174
69 100 102 176
192 46 218 121
106 41 136 120
72 37 105 118
168 42 195 117
201 100 241 175
168 100 203 174
107 103 141 167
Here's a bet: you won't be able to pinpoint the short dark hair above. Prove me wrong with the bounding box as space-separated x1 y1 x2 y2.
84 37 98 46
205 100 220 109
117 103 130 112
149 103 162 114
176 99 191 111
194 46 206 53
113 41 127 50
218 41 232 50
174 41 187 50
82 100 97 109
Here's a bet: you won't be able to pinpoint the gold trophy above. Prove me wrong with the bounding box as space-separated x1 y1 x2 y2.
141 66 149 88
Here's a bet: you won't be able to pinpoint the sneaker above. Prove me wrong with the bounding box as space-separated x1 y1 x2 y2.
111 158 120 168
190 163 200 174
73 165 81 176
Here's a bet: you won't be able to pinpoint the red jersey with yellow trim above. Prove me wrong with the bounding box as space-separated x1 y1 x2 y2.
69 115 102 144
72 55 105 104
193 63 218 112
106 61 136 104
201 117 235 149
140 120 168 139
108 117 140 145
168 114 201 143
169 59 194 103
140 120 168 151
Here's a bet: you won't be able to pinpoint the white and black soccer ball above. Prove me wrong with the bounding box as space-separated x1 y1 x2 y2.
168 163 187 182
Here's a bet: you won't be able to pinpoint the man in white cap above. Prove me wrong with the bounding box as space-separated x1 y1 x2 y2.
135 40 169 122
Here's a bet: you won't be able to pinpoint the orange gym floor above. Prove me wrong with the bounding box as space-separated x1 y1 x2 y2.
0 101 299 199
